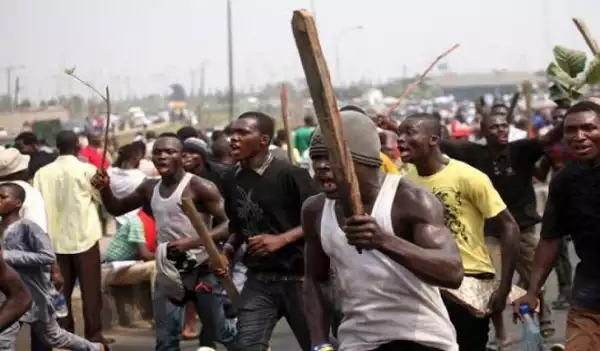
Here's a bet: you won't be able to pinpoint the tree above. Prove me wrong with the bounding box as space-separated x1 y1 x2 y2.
169 83 186 101
546 45 600 102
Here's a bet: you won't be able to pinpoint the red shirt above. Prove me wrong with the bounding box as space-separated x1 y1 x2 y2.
79 146 109 170
138 210 156 253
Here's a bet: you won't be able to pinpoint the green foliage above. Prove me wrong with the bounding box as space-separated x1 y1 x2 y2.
547 45 600 102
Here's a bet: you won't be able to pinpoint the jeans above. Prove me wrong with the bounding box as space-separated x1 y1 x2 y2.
555 237 573 293
0 320 100 351
237 275 311 351
153 272 237 351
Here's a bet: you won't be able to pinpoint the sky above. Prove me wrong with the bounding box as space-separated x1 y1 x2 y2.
2 0 600 101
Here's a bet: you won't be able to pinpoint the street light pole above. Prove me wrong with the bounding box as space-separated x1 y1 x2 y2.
5 65 25 113
334 26 363 87
227 0 235 122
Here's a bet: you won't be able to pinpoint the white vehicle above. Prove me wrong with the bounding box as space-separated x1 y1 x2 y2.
128 106 150 128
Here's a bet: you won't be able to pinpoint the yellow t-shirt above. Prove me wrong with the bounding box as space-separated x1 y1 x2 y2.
380 152 400 174
405 158 506 275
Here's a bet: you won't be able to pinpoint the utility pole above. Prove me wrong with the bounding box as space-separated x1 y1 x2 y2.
198 61 207 120
4 65 25 113
227 0 235 122
14 77 20 108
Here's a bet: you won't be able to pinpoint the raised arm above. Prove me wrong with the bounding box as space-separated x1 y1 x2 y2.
301 194 332 347
91 170 154 216
0 250 31 332
376 186 464 288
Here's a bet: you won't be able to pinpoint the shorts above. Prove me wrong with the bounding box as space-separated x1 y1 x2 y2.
565 307 600 350
485 231 538 286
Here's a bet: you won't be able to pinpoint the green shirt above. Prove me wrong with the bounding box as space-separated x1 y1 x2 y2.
294 126 315 155
103 216 146 262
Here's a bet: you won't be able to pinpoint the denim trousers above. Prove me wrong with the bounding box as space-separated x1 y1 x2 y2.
153 272 237 351
237 275 311 351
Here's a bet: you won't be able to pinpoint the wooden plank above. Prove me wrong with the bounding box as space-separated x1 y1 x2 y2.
181 198 239 305
291 9 364 220
280 84 294 163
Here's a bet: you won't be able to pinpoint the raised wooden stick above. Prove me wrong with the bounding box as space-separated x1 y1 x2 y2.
522 80 533 132
292 9 364 239
100 86 111 170
280 84 294 163
386 43 460 117
181 198 239 305
573 18 600 55
64 67 111 171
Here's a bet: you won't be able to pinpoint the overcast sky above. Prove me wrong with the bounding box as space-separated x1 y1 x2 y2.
2 0 600 101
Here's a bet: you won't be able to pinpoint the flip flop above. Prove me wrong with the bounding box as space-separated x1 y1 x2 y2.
540 321 556 338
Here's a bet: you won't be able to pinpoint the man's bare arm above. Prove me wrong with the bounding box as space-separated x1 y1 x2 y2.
302 194 331 347
99 179 155 216
487 209 519 293
0 251 31 332
378 186 464 289
191 177 230 242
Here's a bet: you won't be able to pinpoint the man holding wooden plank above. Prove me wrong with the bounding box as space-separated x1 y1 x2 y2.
90 134 236 351
303 110 462 351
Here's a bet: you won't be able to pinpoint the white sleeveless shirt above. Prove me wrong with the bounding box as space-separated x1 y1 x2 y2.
151 172 208 263
320 174 458 351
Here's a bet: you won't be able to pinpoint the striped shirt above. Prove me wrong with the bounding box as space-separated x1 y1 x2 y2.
33 155 102 254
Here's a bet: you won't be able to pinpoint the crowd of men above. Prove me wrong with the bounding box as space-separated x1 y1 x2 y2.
0 95 597 351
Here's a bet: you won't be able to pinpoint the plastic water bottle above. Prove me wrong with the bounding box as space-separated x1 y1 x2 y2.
520 304 544 351
53 293 68 318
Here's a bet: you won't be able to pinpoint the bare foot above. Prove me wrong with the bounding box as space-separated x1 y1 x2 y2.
182 326 199 340
95 342 106 351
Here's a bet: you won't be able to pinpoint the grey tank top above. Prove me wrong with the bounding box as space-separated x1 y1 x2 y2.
151 172 208 263
320 174 458 351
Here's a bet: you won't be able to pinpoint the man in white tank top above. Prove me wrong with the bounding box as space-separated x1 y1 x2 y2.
302 110 462 351
91 135 236 351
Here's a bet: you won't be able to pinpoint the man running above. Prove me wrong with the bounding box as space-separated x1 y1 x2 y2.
221 111 319 351
398 113 520 350
437 112 562 341
514 100 600 350
303 110 461 351
91 134 235 351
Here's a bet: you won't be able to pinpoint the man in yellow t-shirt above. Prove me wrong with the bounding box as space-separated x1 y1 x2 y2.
398 113 519 351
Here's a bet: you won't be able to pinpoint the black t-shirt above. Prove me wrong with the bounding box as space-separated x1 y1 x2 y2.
28 151 57 178
198 161 230 194
221 157 319 275
441 139 544 233
541 163 600 312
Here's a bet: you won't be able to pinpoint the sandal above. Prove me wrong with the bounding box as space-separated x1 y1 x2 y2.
540 320 556 338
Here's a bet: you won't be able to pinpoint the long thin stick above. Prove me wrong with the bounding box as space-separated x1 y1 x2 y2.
64 67 111 170
100 86 111 171
292 9 363 255
522 80 533 132
386 44 460 117
573 18 600 55
181 198 240 305
280 84 294 163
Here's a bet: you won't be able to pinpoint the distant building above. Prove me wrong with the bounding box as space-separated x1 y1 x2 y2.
429 71 547 100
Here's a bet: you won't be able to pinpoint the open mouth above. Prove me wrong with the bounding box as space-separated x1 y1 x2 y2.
498 134 508 143
229 144 241 156
572 144 592 155
398 145 411 159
